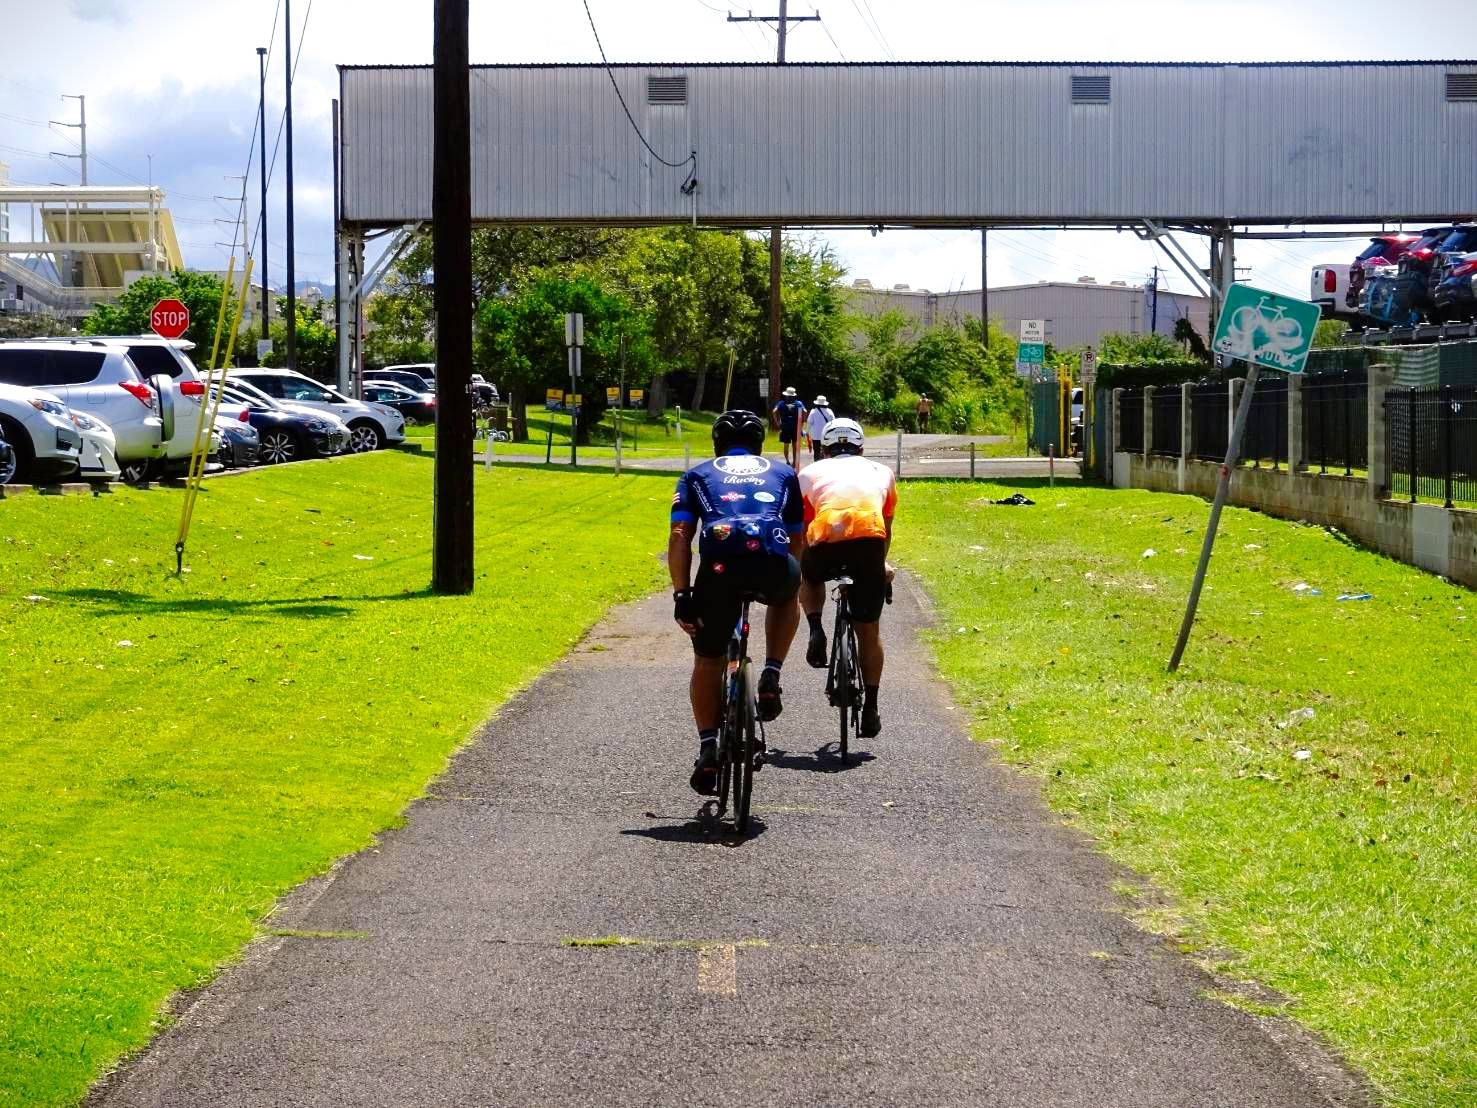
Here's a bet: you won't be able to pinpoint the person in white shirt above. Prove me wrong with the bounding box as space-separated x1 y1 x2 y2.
804 394 836 466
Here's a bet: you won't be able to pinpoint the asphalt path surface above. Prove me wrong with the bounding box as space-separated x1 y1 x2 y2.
92 577 1369 1107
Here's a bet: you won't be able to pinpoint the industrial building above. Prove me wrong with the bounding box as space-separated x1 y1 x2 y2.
846 277 1210 350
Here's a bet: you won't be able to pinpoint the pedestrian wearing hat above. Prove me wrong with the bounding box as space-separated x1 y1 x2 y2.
804 394 836 467
771 386 807 467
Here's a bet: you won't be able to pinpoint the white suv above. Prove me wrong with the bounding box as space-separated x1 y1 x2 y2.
0 381 84 484
231 368 405 452
0 342 175 482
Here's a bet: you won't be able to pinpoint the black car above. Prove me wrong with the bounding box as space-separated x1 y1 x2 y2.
217 385 350 464
364 369 433 393
361 382 436 425
215 419 261 468
1434 253 1477 322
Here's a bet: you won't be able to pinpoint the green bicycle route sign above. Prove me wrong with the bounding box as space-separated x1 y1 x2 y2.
1212 284 1322 375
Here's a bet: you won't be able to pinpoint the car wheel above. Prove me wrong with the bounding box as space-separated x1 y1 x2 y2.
259 430 297 465
0 418 31 484
349 421 385 453
121 458 161 485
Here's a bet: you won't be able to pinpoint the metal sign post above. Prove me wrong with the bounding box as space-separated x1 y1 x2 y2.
1168 284 1320 671
1081 345 1096 469
565 312 583 467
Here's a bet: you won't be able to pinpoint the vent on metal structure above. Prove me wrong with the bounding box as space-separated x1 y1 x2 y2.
1447 72 1477 101
1071 75 1111 104
647 75 688 105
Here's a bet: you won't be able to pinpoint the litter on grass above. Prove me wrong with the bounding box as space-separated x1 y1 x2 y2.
1142 548 1157 558
353 554 374 561
1278 707 1317 730
1293 749 1313 761
992 492 1035 506
1292 583 1323 596
1337 593 1373 602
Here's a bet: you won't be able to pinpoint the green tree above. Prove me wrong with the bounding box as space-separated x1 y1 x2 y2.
259 310 337 381
1313 318 1350 348
82 271 236 361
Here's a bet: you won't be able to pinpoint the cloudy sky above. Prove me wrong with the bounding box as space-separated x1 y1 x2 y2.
3 0 1474 300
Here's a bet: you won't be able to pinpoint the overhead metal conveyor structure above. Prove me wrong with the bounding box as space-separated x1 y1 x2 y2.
332 59 1477 387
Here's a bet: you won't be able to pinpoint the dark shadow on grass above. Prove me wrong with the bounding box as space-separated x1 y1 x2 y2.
53 586 436 619
764 743 876 773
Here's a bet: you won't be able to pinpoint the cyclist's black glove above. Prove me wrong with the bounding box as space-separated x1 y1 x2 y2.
673 588 699 628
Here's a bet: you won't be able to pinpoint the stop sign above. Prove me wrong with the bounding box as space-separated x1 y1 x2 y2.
150 298 190 340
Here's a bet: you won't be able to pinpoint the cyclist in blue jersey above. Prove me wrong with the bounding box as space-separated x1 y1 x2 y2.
669 410 805 794
771 387 807 468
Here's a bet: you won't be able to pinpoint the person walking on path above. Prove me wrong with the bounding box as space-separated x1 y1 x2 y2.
771 387 807 468
915 393 933 434
669 410 804 793
803 394 836 466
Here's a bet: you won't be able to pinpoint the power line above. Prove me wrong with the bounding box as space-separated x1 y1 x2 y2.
818 11 849 61
857 0 898 58
847 0 896 59
581 0 697 171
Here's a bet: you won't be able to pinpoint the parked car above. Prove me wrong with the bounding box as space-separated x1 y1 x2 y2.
1311 263 1351 320
381 362 437 390
215 418 261 469
361 380 436 424
69 409 122 481
1433 253 1477 322
1345 233 1420 312
364 369 434 394
1429 225 1477 319
0 431 12 485
0 342 174 483
230 368 405 453
215 383 350 463
0 381 83 484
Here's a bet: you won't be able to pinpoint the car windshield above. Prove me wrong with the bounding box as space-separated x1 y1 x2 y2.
224 380 279 408
278 378 338 403
1356 241 1392 262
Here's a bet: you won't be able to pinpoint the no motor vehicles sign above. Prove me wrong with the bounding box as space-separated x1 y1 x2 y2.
150 299 190 340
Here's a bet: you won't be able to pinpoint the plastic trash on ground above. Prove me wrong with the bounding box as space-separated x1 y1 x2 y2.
1336 593 1373 601
1277 707 1316 730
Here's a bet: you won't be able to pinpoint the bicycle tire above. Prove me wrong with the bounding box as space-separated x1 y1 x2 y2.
833 609 850 763
733 664 755 834
716 672 738 817
846 624 863 751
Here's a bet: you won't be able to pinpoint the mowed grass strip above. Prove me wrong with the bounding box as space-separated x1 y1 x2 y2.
0 454 670 1105
896 482 1475 1108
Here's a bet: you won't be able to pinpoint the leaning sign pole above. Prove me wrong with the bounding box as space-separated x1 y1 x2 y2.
431 0 475 595
1167 285 1322 671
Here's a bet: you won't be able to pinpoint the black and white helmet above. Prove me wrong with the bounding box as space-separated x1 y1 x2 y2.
819 417 865 453
712 409 767 454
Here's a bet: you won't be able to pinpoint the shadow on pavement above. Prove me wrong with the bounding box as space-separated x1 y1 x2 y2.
621 811 768 848
764 743 876 773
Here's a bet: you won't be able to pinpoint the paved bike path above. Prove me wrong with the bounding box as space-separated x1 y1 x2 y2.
92 576 1369 1107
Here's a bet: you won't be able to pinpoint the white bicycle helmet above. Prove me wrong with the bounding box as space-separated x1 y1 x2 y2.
819 417 865 452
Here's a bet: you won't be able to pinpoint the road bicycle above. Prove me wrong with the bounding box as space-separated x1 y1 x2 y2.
710 593 762 834
824 576 891 763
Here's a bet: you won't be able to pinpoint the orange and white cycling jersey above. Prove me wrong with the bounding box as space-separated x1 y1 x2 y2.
798 454 897 546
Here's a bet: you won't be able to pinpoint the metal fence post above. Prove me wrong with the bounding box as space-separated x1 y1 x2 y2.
896 427 903 476
970 440 976 478
1142 385 1156 458
1288 374 1304 473
1442 384 1454 508
1342 371 1353 477
1409 388 1418 503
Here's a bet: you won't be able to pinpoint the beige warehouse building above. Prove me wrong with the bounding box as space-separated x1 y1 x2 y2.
846 277 1210 351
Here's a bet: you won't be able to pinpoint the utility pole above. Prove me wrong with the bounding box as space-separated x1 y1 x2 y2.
431 0 474 594
980 227 989 352
50 94 87 184
283 0 298 371
1149 265 1161 334
257 47 270 338
728 1 819 406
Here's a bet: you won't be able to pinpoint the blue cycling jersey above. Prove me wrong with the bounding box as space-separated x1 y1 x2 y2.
671 449 804 560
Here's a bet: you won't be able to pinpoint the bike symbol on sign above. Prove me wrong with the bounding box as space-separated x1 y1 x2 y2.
1214 296 1305 369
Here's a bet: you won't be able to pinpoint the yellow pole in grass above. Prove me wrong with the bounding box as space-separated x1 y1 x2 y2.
175 258 252 573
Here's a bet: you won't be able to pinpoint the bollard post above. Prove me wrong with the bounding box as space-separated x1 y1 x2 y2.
484 431 494 472
1049 443 1056 487
545 421 554 465
970 440 976 479
896 428 903 477
684 443 692 470
615 427 623 476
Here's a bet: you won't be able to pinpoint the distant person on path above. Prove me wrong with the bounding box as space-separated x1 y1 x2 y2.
771 387 807 467
669 410 804 794
915 394 933 434
798 418 897 740
804 394 836 466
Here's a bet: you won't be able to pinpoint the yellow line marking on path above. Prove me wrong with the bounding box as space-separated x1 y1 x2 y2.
697 943 738 996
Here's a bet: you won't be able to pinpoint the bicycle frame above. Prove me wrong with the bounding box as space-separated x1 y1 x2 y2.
712 597 759 832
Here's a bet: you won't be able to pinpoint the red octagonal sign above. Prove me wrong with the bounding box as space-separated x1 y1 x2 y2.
150 298 190 340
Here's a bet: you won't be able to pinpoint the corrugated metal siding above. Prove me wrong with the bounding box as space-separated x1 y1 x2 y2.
341 63 1477 225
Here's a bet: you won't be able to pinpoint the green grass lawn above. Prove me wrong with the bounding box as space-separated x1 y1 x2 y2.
0 455 671 1104
895 482 1475 1108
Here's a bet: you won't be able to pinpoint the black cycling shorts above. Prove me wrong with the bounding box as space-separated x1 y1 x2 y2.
690 554 800 658
801 538 888 623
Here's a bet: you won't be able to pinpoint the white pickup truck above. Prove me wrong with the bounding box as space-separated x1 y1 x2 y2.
1311 263 1352 321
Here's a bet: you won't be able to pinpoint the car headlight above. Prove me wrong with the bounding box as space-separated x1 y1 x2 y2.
30 397 71 419
71 410 106 433
306 419 334 432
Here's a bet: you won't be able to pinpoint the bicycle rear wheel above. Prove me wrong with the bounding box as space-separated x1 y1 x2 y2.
832 612 850 763
716 673 738 817
845 624 863 751
733 663 755 834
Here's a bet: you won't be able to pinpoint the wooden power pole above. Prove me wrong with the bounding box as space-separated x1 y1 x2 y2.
728 1 818 405
431 0 474 594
